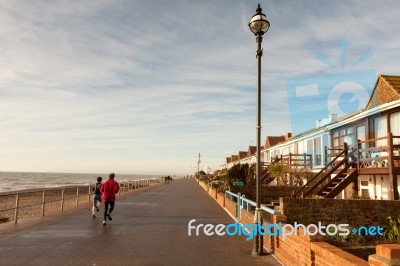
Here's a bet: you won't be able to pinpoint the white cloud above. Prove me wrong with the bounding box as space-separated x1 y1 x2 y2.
0 0 399 174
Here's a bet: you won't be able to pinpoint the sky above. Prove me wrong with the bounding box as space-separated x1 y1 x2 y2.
0 0 399 175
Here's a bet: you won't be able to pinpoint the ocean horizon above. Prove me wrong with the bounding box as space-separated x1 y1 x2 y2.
0 171 163 193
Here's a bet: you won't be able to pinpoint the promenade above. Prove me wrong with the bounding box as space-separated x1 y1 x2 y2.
0 178 281 266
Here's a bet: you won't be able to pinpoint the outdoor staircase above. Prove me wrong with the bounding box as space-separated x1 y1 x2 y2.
261 157 281 184
315 167 358 198
292 146 359 198
248 157 281 185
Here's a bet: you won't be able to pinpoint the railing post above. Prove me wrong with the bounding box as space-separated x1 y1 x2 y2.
88 185 91 203
237 193 241 219
388 133 399 200
42 190 46 216
61 188 65 211
344 142 348 168
76 187 79 207
14 192 19 224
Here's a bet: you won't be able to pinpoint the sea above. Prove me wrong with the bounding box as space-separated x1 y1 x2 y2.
0 171 161 193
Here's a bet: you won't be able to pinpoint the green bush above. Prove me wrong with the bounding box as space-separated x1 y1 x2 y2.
383 215 400 243
226 163 252 185
325 224 385 247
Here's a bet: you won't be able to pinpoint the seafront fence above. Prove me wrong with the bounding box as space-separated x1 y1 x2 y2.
0 178 161 224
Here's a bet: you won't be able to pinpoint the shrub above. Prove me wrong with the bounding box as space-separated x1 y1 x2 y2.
383 215 400 243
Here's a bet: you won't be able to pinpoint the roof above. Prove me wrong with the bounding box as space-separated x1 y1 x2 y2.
264 136 286 148
231 155 239 162
365 75 400 110
238 151 247 159
247 146 256 156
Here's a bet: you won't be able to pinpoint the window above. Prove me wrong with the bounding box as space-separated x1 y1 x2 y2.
373 116 387 147
332 126 355 149
315 137 322 166
307 139 313 154
390 112 400 144
283 147 290 155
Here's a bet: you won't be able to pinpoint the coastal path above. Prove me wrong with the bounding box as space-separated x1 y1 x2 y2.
0 178 281 266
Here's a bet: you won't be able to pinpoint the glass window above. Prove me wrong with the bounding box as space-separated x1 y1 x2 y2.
333 138 339 148
315 137 322 166
307 139 313 154
374 116 388 147
390 112 400 144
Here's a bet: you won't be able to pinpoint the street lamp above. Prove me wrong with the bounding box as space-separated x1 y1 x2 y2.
248 3 270 256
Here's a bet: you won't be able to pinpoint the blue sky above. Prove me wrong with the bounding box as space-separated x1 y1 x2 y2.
0 0 399 175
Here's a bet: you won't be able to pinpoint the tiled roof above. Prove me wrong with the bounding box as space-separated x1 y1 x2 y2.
238 151 247 159
248 146 256 156
381 75 400 94
365 75 400 110
264 136 286 148
231 155 239 162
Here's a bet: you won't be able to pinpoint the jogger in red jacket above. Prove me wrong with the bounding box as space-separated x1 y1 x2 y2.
100 173 120 225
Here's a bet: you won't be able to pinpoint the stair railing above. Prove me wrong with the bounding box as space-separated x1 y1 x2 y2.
292 143 349 198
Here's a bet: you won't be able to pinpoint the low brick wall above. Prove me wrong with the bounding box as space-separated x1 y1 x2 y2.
312 242 369 266
216 191 225 207
280 197 400 227
369 244 400 266
196 180 400 266
225 197 236 217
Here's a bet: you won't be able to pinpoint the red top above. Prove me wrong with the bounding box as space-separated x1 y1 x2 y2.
100 179 120 201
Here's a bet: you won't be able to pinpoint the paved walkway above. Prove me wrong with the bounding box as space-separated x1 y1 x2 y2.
0 178 281 266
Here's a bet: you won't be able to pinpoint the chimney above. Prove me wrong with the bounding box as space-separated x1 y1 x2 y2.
285 133 292 140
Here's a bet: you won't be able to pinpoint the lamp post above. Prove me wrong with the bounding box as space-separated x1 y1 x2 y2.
248 3 270 256
197 153 201 178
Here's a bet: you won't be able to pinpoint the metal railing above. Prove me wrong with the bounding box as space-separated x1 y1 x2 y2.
0 178 161 224
225 190 280 222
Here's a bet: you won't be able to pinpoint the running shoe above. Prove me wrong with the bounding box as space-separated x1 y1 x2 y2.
107 214 112 221
103 220 107 225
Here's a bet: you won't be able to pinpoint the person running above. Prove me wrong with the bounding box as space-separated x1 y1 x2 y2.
91 176 103 219
100 173 120 225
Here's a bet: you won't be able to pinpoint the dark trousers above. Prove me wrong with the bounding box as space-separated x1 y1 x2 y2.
104 201 115 220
